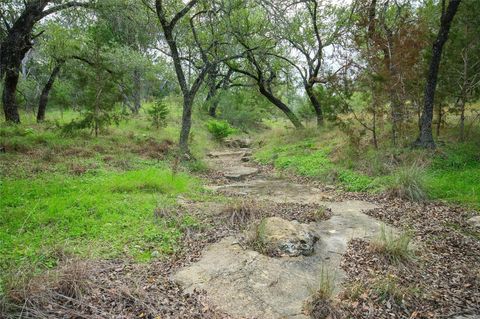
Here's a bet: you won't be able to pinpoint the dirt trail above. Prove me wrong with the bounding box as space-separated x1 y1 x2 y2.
173 146 393 319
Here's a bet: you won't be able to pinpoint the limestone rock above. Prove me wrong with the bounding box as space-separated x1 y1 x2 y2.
224 166 258 180
225 137 252 148
467 215 480 229
259 217 318 257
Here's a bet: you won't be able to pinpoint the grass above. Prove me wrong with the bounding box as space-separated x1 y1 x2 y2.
306 267 337 319
371 225 414 264
0 168 201 275
0 106 223 294
254 135 377 192
254 123 480 209
385 165 428 202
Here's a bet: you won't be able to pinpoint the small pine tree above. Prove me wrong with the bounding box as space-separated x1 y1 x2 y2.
148 100 169 129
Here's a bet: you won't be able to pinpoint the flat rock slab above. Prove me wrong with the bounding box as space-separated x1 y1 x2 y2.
206 179 326 202
174 200 386 319
223 166 259 180
207 150 248 158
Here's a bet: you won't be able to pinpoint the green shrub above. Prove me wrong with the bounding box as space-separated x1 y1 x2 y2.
206 119 236 141
147 100 169 129
386 165 427 201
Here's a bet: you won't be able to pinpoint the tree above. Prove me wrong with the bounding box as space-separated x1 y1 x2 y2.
414 0 462 148
266 0 351 127
225 0 304 128
0 0 92 123
152 0 239 154
437 0 480 141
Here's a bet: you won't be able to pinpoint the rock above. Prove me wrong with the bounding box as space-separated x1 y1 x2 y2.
224 166 258 180
241 156 251 162
207 150 245 158
151 250 160 258
225 137 252 148
173 201 390 319
259 217 318 257
467 215 480 229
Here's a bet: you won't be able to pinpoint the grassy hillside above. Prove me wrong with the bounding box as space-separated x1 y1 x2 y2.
254 122 480 209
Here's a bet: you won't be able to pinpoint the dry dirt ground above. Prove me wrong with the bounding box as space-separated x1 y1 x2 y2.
2 145 479 319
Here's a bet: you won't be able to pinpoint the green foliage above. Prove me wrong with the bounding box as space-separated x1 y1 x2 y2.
147 100 169 129
255 139 375 191
386 165 428 202
216 90 273 131
61 109 126 136
0 167 201 282
206 119 236 141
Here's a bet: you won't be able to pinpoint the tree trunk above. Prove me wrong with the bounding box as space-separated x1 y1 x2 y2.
1 1 49 122
37 62 63 122
132 68 142 114
415 0 462 148
459 99 466 141
259 85 304 129
206 72 218 117
179 96 193 155
2 68 21 123
436 104 443 137
305 84 324 127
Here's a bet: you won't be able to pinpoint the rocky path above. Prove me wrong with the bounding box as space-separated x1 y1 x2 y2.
173 145 395 319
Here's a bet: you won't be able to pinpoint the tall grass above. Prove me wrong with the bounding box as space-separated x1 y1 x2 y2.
385 164 427 202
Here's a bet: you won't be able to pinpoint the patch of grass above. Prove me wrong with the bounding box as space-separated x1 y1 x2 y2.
0 167 201 287
371 226 414 264
306 267 337 319
385 165 428 202
254 139 376 191
304 205 332 222
221 199 263 228
371 273 420 303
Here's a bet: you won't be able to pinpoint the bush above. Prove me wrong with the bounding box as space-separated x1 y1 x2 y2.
206 119 236 141
147 100 169 129
386 165 427 202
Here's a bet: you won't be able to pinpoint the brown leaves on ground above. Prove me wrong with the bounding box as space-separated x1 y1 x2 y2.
337 196 480 319
1 259 229 319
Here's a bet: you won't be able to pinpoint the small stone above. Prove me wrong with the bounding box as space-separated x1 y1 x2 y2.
260 217 318 257
225 137 252 148
241 156 251 162
467 215 480 229
151 250 160 258
224 167 258 180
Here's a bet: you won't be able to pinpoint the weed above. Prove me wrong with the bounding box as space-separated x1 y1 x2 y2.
306 206 331 222
386 164 427 201
305 267 338 319
371 273 420 304
222 199 263 228
371 225 414 264
147 100 169 129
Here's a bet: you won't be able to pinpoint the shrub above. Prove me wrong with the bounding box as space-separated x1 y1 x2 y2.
206 119 236 141
386 165 427 202
147 100 169 129
371 225 414 264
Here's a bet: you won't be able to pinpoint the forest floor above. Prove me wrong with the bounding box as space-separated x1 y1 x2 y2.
1 118 479 318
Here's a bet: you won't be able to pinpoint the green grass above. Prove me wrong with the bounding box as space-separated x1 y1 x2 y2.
255 138 377 192
0 168 201 276
0 105 226 294
254 125 480 208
